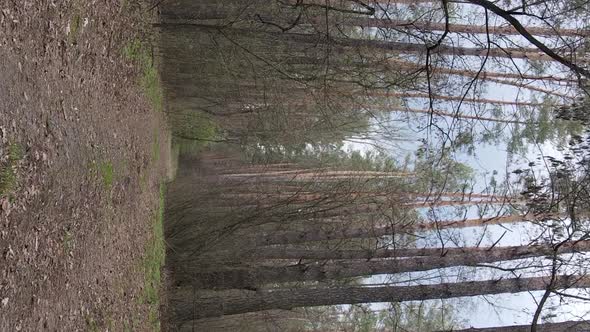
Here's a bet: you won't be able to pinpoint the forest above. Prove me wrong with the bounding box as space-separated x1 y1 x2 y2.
156 0 590 331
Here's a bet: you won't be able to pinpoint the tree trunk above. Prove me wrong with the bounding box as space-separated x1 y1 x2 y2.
161 24 551 61
387 59 577 83
287 55 576 89
442 321 590 332
187 240 590 289
367 91 545 107
345 17 590 38
283 31 552 61
381 106 530 125
176 275 590 319
236 239 576 260
255 213 532 246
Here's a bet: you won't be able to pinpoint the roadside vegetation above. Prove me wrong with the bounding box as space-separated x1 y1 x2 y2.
141 183 166 331
123 39 163 112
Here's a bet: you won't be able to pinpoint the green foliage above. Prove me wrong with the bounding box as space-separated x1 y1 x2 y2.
246 143 400 172
303 302 463 332
454 131 475 155
413 146 474 193
0 143 23 197
507 99 584 155
170 110 217 141
170 110 218 157
379 302 462 332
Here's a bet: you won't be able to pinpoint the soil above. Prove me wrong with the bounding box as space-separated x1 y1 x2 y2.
0 1 168 330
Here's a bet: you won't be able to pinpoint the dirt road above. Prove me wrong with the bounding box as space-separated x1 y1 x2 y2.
1 1 168 330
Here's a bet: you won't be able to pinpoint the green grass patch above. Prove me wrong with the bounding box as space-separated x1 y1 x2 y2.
140 183 166 331
85 315 100 332
89 160 115 193
98 161 115 189
62 229 73 255
0 143 23 198
69 14 81 44
123 39 163 112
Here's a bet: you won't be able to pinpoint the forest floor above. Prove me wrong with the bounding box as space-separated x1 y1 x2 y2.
0 1 171 331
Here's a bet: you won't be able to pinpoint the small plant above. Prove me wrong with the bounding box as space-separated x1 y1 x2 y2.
98 161 114 189
89 160 115 191
0 143 23 197
68 14 81 44
85 315 100 332
62 229 73 255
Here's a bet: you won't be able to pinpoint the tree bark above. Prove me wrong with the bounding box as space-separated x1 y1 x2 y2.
387 59 577 83
381 106 530 125
442 321 590 332
345 17 590 38
367 91 545 107
465 0 590 77
163 24 552 61
254 213 532 246
176 275 590 319
187 240 590 289
240 239 576 260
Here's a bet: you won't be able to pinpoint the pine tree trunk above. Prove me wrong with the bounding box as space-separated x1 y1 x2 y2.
443 321 590 332
287 56 575 86
176 275 590 320
345 17 590 38
254 213 531 246
382 106 530 125
159 24 551 61
187 240 590 289
367 91 545 107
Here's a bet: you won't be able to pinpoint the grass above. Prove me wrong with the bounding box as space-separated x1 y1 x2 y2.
62 229 73 255
97 161 115 190
69 14 81 44
0 143 23 198
88 159 115 205
85 315 100 332
140 183 166 331
121 35 180 332
123 39 163 112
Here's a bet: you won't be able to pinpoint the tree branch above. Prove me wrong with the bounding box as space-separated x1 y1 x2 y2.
466 0 590 78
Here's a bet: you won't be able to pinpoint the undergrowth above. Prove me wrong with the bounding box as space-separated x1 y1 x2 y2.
123 39 163 112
